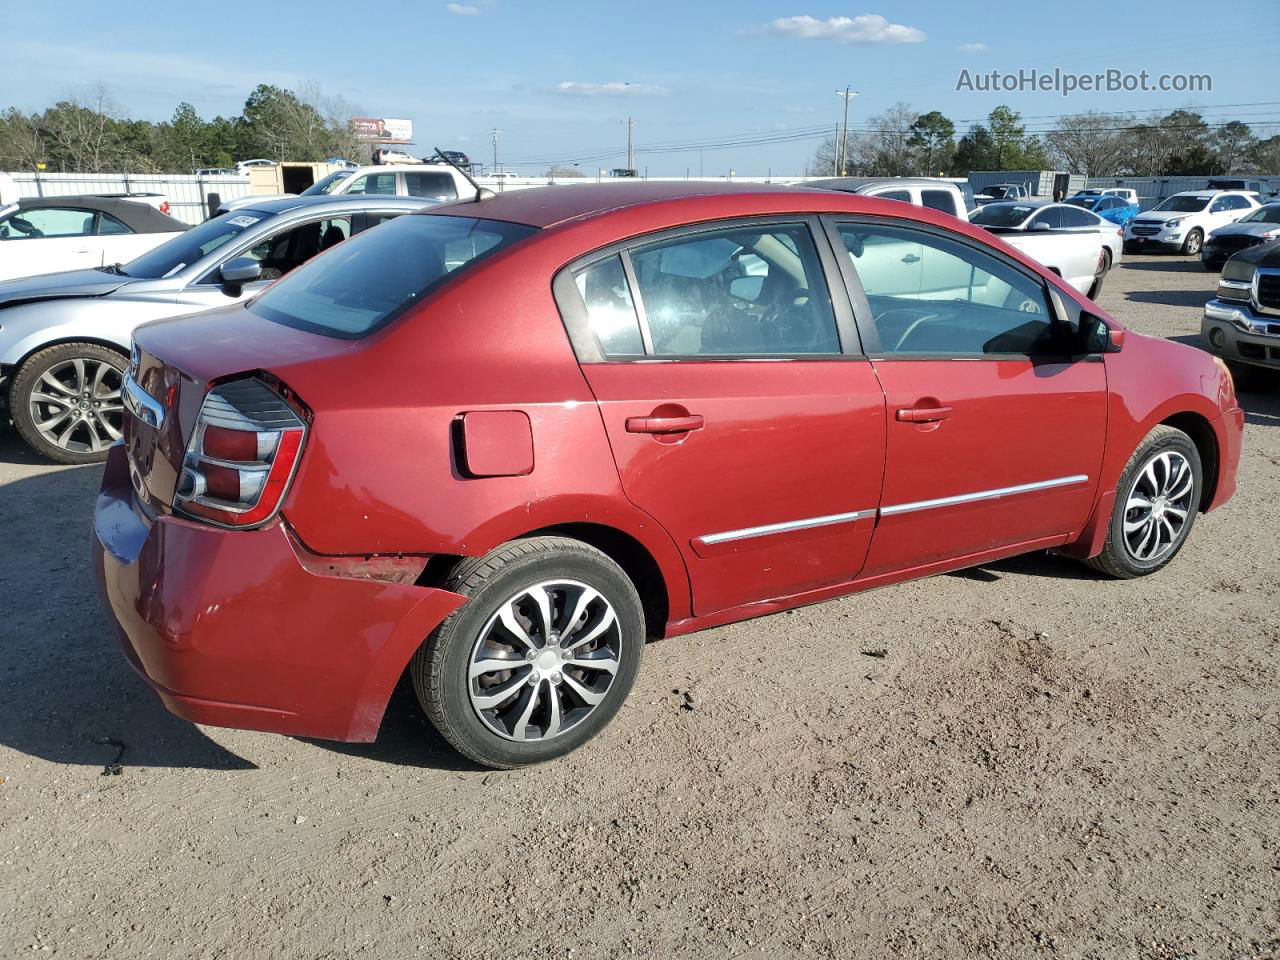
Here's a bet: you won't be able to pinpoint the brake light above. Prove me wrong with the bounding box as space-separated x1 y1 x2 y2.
174 377 308 529
160 200 171 215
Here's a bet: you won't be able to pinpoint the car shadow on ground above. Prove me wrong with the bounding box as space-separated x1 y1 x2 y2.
948 550 1106 583
1123 289 1215 309
1119 257 1203 272
0 431 479 773
1166 335 1280 426
0 433 257 772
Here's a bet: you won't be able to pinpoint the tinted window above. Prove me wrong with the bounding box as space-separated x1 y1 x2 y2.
346 173 397 195
875 190 912 203
921 189 959 216
404 173 459 201
970 204 1035 228
250 215 536 339
3 207 95 239
97 213 131 235
627 224 840 356
1029 207 1064 229
1095 198 1117 211
838 223 1055 356
573 256 644 356
1060 207 1098 227
122 211 261 278
1154 196 1210 213
1241 205 1280 224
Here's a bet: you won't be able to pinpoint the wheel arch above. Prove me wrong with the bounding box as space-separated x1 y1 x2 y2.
1160 410 1219 511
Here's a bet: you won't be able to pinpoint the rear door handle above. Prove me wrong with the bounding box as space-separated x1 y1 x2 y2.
901 253 921 264
896 405 953 423
625 414 704 434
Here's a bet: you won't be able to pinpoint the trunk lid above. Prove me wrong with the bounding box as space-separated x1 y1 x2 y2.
125 301 361 511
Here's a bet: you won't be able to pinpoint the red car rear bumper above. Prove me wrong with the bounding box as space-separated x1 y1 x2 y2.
92 444 465 742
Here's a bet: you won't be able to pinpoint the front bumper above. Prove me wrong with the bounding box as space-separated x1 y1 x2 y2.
1124 225 1184 249
1202 299 1280 371
92 444 466 742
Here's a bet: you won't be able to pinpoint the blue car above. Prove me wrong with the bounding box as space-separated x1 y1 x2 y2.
1065 193 1139 227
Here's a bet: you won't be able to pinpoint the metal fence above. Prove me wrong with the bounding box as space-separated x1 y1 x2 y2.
1082 175 1280 210
5 172 254 225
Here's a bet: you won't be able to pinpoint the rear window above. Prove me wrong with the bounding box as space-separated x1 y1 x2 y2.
248 214 537 339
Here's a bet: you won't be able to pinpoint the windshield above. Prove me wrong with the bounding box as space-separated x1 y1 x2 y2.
301 171 353 196
970 204 1034 228
1241 205 1280 224
1065 197 1098 209
249 214 538 338
119 211 265 278
1153 196 1210 213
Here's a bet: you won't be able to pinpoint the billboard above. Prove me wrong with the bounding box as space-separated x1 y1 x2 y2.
351 117 413 144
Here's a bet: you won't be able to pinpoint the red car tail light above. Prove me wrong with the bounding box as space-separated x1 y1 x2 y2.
160 200 171 215
174 377 308 529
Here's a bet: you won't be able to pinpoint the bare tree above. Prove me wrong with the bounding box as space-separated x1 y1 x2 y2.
43 85 123 172
1045 111 1133 176
0 108 46 170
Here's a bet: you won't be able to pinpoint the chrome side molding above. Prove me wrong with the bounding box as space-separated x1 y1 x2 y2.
879 475 1090 517
700 509 876 545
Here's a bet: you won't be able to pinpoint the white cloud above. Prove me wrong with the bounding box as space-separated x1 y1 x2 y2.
446 3 480 14
551 81 670 97
765 14 925 44
958 42 988 53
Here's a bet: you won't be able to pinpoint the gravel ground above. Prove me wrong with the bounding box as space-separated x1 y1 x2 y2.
2 254 1278 959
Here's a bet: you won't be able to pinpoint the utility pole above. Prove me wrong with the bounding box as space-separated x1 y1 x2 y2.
835 88 859 176
622 117 637 172
490 127 501 174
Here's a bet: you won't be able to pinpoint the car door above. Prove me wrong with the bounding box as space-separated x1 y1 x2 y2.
827 217 1107 577
0 206 102 278
558 218 887 616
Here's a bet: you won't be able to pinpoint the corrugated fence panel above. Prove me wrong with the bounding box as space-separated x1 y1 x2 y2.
6 172 254 224
1083 175 1280 210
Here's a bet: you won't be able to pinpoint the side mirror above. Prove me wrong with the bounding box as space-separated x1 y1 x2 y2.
1081 312 1123 353
219 257 261 296
1031 221 1053 231
220 257 262 284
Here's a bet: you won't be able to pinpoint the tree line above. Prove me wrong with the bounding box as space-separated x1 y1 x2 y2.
810 103 1280 178
0 84 363 174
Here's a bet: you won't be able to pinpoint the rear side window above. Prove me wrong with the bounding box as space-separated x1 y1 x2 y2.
573 256 645 356
1060 207 1097 227
921 189 959 216
404 173 459 201
249 215 537 339
1030 207 1064 229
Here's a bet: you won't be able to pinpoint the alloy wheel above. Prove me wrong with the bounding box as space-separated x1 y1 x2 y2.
1122 451 1195 563
467 580 622 742
28 357 125 455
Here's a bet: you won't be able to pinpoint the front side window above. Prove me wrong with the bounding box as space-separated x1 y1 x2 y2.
1 207 95 239
921 189 959 216
204 216 352 283
874 190 912 203
404 173 459 201
345 173 397 196
627 223 840 356
250 214 536 338
838 223 1056 357
302 171 354 196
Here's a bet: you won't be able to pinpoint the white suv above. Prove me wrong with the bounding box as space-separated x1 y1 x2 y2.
221 164 477 212
1124 190 1260 255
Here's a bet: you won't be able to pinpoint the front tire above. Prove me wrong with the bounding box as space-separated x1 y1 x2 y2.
1086 425 1202 579
1181 229 1204 256
10 342 127 464
411 537 645 768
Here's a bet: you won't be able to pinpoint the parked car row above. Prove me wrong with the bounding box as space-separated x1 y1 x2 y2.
87 181 1241 768
1201 202 1280 385
1123 190 1261 256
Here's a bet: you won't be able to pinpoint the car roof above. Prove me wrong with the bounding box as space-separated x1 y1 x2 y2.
428 181 858 229
232 194 436 216
14 194 185 233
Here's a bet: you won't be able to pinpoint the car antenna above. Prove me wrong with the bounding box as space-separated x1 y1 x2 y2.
433 146 493 202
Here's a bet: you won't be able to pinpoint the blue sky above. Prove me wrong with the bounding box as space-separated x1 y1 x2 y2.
5 0 1278 174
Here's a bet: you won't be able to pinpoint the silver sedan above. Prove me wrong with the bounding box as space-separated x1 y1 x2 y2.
0 194 435 463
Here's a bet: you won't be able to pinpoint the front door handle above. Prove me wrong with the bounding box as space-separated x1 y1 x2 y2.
625 414 704 434
901 253 921 264
896 405 953 423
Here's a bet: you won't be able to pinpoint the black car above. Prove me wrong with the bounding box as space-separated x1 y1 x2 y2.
431 150 472 171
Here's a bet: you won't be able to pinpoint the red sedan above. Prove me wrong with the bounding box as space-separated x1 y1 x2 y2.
94 183 1243 768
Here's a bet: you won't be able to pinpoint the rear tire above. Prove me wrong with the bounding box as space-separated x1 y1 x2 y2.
1085 425 1202 579
1087 249 1112 299
10 342 127 464
411 537 645 768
